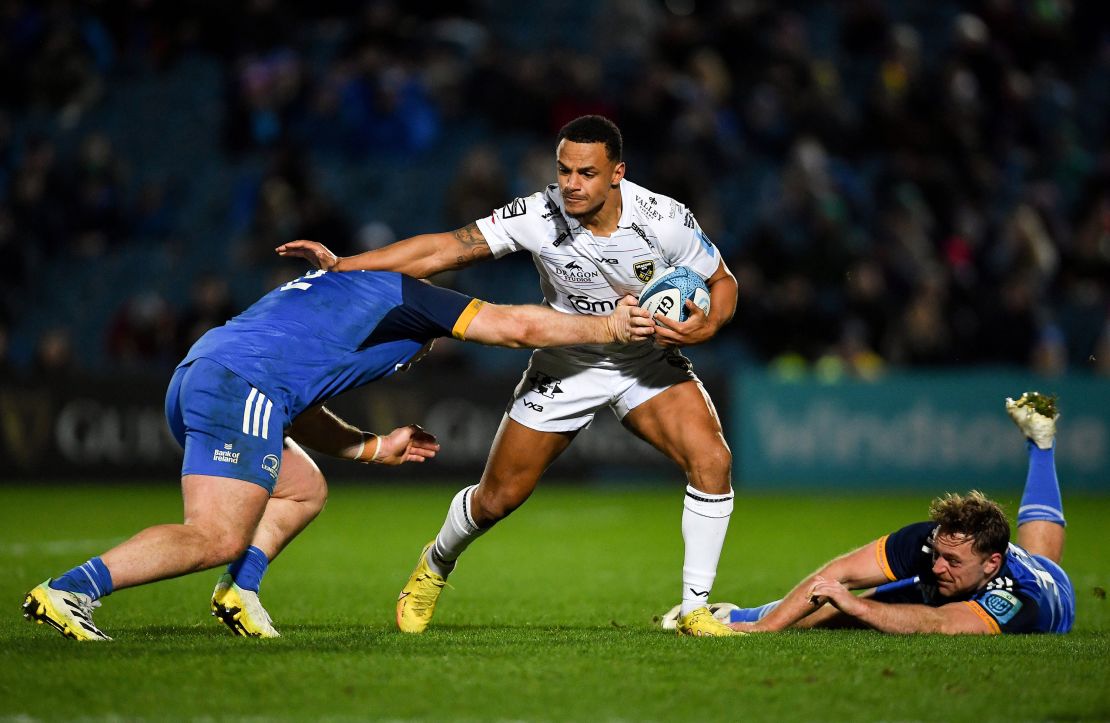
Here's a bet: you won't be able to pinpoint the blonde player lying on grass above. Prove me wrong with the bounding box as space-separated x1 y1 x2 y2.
661 393 1074 635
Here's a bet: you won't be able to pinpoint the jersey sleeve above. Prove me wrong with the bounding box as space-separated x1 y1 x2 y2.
654 205 721 280
879 522 937 581
966 588 1040 634
395 275 484 340
473 192 548 258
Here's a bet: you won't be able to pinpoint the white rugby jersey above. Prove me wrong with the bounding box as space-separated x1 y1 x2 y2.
474 179 720 362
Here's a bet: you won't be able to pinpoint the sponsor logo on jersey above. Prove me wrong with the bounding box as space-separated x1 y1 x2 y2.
261 453 280 480
599 257 618 264
683 211 695 229
635 195 664 222
528 373 564 399
630 222 656 252
566 294 616 314
986 576 1015 592
634 260 655 282
542 200 561 220
500 197 527 219
980 590 1022 624
552 260 598 283
552 230 571 247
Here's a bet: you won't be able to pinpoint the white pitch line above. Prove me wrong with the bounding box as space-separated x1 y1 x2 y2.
0 538 123 558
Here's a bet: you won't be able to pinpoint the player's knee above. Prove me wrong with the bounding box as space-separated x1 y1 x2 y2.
686 444 732 494
194 525 254 568
302 470 329 517
472 481 531 523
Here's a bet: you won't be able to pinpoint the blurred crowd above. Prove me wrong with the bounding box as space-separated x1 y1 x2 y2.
0 0 1107 379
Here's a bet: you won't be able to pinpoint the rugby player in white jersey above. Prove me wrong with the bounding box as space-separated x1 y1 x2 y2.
278 115 741 636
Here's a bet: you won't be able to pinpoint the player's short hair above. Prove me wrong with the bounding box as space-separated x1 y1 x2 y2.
557 115 623 162
929 491 1010 556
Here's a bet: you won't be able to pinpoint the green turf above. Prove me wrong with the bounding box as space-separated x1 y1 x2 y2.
2 484 1108 722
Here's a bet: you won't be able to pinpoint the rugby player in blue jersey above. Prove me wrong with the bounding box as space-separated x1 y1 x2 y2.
22 270 654 641
663 392 1074 635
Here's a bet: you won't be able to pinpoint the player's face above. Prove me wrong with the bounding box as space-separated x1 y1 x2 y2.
930 533 1001 598
556 140 624 218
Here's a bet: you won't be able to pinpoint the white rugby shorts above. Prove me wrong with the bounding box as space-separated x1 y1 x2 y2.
506 346 700 432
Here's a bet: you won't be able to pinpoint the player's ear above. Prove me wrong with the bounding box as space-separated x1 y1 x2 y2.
610 161 625 187
983 552 1003 576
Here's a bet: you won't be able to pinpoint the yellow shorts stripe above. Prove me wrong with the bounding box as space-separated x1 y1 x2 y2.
452 298 485 340
964 601 1002 634
875 536 897 581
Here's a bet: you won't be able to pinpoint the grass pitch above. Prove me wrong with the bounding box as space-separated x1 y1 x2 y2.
2 483 1108 721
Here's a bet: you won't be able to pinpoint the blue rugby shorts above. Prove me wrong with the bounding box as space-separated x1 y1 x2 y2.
165 358 287 493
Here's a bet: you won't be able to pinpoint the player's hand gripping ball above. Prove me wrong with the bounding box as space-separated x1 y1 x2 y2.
637 266 711 322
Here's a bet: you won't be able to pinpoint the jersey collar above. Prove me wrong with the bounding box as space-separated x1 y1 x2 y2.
615 179 633 229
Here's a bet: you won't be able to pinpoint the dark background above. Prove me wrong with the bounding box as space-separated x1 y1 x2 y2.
0 0 1106 481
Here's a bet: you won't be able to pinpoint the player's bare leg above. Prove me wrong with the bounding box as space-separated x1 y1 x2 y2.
623 380 740 636
102 474 270 588
212 439 328 637
248 439 328 559
397 416 574 632
470 418 576 524
24 475 268 640
1017 521 1064 565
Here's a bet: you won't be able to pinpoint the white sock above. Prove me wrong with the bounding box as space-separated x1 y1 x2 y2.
680 484 734 616
426 485 486 577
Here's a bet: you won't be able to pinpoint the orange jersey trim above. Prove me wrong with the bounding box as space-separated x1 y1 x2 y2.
875 535 897 581
452 299 485 340
964 601 1002 635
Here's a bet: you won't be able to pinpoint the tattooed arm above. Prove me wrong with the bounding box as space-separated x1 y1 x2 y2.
276 223 492 279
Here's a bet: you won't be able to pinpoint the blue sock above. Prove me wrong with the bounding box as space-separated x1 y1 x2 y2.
226 546 269 592
1017 440 1066 526
728 600 782 623
49 557 114 601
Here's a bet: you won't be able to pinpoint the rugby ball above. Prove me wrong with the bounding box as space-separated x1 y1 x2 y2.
638 266 711 322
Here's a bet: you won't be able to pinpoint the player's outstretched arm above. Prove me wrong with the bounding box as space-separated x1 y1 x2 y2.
737 541 890 632
809 579 997 634
464 295 654 348
276 223 493 279
653 258 738 347
288 406 440 465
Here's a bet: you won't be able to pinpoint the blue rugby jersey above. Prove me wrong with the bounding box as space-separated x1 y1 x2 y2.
181 270 481 423
874 521 1074 634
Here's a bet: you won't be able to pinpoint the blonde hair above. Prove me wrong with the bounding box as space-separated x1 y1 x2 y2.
929 491 1010 555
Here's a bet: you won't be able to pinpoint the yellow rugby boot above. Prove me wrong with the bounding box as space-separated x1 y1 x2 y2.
22 580 111 641
211 573 280 638
659 601 739 630
676 606 746 637
396 541 446 633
